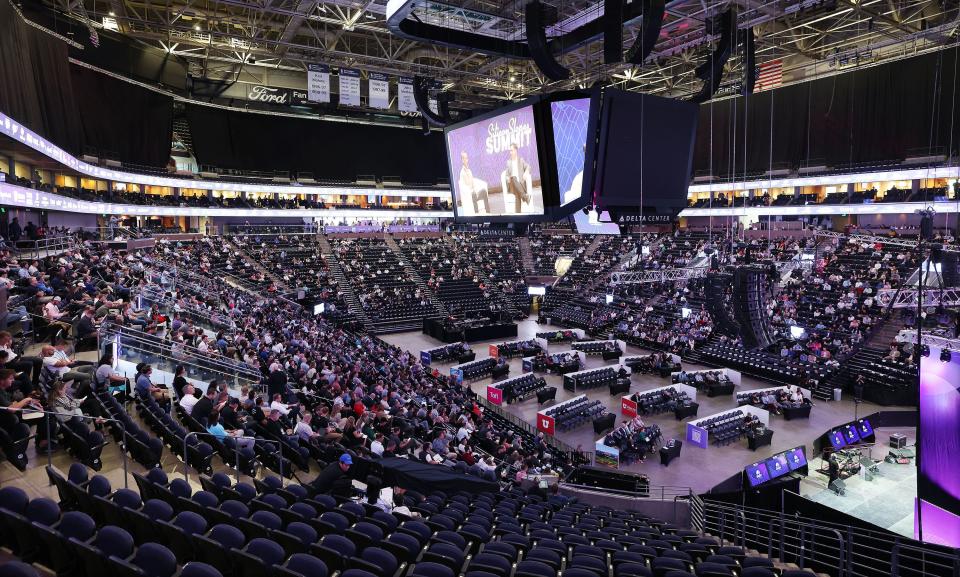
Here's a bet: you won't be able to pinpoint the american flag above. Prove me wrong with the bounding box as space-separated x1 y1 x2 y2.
754 59 783 92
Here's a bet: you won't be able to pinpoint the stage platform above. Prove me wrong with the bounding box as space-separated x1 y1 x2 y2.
799 427 918 539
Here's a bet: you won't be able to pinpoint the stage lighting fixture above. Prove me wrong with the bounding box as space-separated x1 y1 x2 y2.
921 344 931 357
941 349 952 362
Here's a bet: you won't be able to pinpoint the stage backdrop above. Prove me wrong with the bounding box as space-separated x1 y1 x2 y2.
918 346 960 547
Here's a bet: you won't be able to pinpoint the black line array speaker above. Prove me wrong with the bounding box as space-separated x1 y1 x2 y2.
526 0 571 80
691 8 734 103
732 266 775 350
941 252 958 287
625 0 665 65
705 272 739 337
603 0 623 64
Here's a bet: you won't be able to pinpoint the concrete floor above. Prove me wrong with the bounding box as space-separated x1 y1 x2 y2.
383 319 917 494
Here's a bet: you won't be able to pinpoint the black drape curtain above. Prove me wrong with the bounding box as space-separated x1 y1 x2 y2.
70 65 173 166
186 105 448 183
0 0 83 154
694 49 960 177
0 0 173 168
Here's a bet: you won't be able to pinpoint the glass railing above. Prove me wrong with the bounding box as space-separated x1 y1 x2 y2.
99 323 261 393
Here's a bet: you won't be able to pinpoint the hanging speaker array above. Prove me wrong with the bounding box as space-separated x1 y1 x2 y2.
413 76 452 127
526 0 571 81
691 8 735 103
742 27 756 95
624 0 665 65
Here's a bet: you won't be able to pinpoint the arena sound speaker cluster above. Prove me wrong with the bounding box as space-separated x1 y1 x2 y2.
732 266 775 350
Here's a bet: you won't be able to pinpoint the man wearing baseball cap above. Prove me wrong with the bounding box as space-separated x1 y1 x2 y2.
309 452 354 498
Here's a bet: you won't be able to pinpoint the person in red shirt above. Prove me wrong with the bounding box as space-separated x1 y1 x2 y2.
354 399 365 418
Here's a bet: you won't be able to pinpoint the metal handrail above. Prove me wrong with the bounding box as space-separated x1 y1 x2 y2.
99 323 260 380
14 234 78 259
702 497 959 577
99 330 262 393
7 406 131 489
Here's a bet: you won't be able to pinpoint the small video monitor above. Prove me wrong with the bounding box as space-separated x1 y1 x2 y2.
828 429 847 451
786 446 807 471
745 462 771 487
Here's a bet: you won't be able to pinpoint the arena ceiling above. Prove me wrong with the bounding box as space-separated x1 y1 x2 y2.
39 0 960 108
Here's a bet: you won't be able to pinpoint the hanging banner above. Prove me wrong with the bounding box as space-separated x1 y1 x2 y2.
398 77 417 112
338 68 361 106
368 72 390 109
307 64 330 103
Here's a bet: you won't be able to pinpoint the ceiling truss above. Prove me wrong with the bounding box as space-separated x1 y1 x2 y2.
44 0 960 108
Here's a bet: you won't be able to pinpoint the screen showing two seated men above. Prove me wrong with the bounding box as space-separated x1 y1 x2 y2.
447 105 545 217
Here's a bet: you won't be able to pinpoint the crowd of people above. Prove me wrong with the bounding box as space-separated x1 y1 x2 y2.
0 234 588 491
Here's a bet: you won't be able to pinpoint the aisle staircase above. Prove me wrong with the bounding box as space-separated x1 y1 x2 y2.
814 310 906 401
518 236 535 273
224 237 288 291
325 255 375 331
383 235 449 317
582 235 605 258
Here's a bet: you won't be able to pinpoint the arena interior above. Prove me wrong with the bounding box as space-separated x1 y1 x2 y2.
0 0 959 576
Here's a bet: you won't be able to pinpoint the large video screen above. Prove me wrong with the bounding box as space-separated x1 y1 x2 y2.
918 346 960 546
551 98 591 207
594 89 698 214
446 105 544 218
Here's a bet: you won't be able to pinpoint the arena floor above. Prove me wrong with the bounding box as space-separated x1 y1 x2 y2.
384 318 915 494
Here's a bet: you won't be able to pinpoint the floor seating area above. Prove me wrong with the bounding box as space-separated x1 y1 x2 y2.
543 398 607 433
456 358 502 381
673 371 735 397
495 339 545 358
626 388 693 417
497 374 548 404
562 367 618 392
693 410 755 447
698 343 828 387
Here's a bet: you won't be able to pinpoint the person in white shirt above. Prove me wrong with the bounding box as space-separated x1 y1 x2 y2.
370 432 385 456
179 384 199 414
270 393 298 417
294 411 320 444
40 345 95 386
43 296 73 333
457 151 489 215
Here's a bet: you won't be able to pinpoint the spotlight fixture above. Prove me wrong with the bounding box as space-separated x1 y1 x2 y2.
194 24 201 30
921 344 931 358
941 349 952 363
